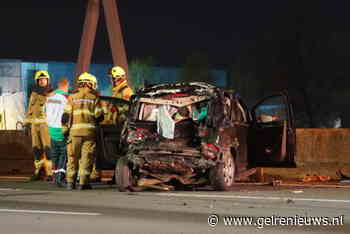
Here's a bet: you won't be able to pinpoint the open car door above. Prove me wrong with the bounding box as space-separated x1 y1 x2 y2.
248 91 296 168
95 96 129 170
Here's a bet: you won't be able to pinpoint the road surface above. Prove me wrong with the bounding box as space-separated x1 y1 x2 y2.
0 181 349 234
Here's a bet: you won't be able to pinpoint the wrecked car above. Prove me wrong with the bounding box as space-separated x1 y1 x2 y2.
96 82 296 191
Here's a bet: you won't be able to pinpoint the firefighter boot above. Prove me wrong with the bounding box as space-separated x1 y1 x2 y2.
66 175 77 190
90 166 102 183
66 183 76 190
29 160 44 181
78 184 93 190
43 159 53 182
78 176 92 190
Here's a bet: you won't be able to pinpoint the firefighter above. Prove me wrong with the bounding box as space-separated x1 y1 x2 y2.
62 72 103 190
89 66 132 183
89 99 120 183
109 66 133 122
24 70 54 181
109 66 133 101
89 66 133 183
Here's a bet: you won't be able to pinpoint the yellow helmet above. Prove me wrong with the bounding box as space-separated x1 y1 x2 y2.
109 66 126 80
78 72 98 90
34 70 50 81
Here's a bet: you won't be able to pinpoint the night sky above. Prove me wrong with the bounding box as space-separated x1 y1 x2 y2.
0 0 349 67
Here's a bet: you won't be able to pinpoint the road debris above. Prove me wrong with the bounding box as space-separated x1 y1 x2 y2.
286 199 294 204
302 175 331 182
291 190 304 194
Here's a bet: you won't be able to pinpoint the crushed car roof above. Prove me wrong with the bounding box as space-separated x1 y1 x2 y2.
139 96 208 107
136 82 217 98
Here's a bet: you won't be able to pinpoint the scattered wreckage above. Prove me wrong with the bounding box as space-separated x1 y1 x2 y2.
96 82 296 191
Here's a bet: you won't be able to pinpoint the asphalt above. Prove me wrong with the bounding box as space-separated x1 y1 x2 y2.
0 180 349 234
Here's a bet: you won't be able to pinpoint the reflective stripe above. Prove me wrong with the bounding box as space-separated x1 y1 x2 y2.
102 108 108 114
72 99 95 104
95 107 103 116
28 119 47 124
70 123 96 129
64 105 72 112
73 109 94 115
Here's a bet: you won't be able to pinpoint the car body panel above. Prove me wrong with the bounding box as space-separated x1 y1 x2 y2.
248 92 296 168
95 96 129 170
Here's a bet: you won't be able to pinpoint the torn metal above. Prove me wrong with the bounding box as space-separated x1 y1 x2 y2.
115 82 296 191
139 96 209 107
118 82 250 191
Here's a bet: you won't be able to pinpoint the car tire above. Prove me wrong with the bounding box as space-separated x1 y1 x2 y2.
115 157 133 192
210 150 235 191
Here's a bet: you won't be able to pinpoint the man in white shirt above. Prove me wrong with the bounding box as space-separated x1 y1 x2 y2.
45 78 69 187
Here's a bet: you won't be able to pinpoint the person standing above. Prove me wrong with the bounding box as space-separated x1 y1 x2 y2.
24 70 54 181
45 78 70 187
109 66 133 123
89 66 133 183
109 66 133 101
62 72 103 190
89 98 120 183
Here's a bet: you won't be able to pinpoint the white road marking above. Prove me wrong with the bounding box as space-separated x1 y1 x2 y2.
153 193 350 204
0 209 101 216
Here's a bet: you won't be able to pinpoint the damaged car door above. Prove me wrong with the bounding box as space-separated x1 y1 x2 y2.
248 92 296 168
95 96 130 170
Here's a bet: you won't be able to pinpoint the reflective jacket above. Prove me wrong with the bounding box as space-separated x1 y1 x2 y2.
112 80 133 123
100 100 119 125
62 87 103 137
24 87 53 125
112 80 133 101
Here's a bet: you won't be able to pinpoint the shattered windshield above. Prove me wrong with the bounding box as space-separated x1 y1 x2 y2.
138 101 209 123
136 100 209 140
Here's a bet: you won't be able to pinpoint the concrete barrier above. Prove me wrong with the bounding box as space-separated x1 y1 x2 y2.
264 129 350 180
0 130 33 175
1 129 350 179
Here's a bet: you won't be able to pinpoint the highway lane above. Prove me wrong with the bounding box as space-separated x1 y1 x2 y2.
0 182 349 233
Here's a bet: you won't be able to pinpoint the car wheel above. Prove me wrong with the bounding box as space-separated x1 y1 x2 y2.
210 150 235 191
115 157 133 192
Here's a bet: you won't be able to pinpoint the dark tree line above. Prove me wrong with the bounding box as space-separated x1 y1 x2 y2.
231 1 349 127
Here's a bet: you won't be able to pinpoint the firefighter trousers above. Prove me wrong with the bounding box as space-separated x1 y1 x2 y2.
90 161 102 180
31 123 52 177
66 136 96 185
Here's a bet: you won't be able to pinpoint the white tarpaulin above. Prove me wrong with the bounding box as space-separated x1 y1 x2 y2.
0 92 25 130
157 104 175 139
